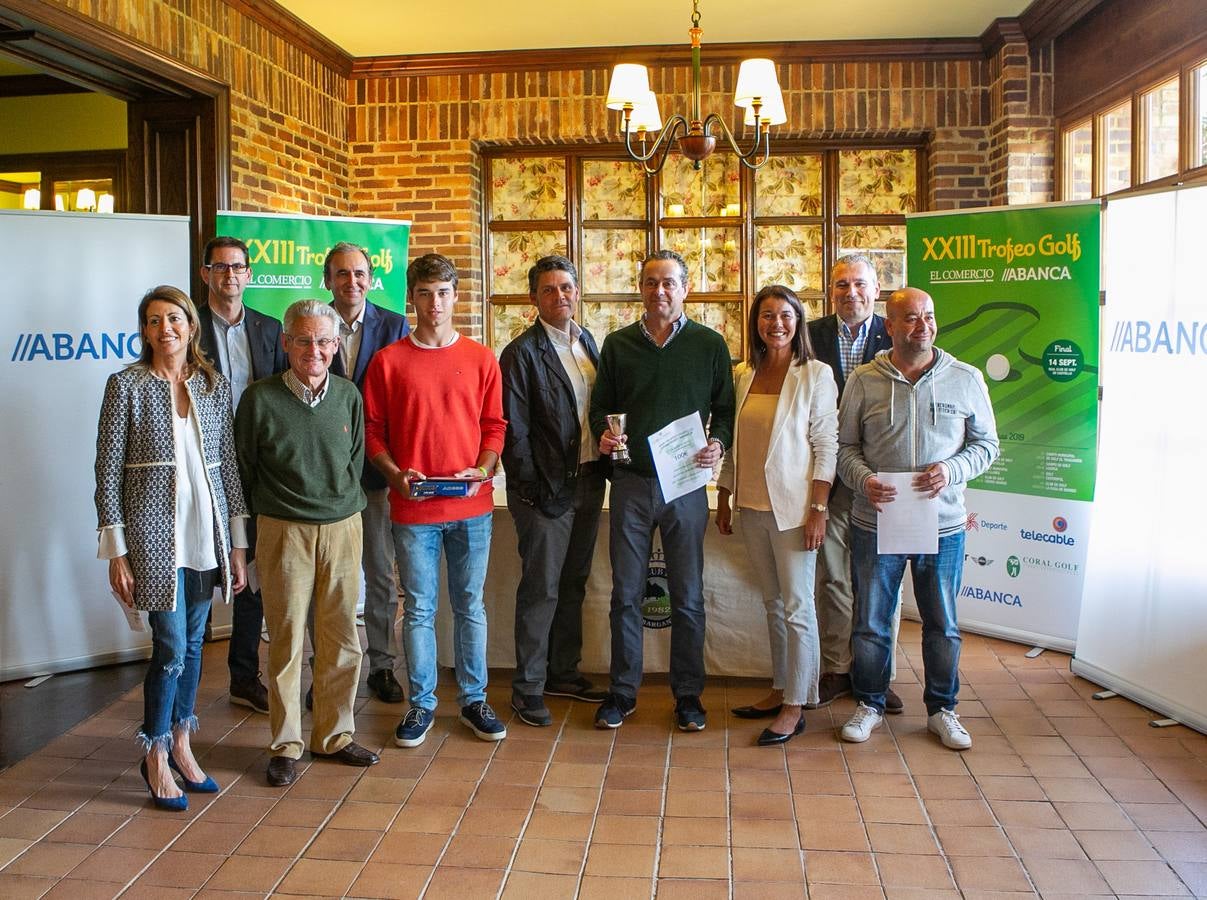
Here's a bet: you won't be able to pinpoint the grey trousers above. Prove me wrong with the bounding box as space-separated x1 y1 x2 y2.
509 467 606 696
608 468 709 700
815 482 900 678
361 487 401 674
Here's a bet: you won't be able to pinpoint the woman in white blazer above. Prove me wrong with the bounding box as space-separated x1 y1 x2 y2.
716 285 838 745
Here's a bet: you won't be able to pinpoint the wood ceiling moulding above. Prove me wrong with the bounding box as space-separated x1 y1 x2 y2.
350 38 987 80
0 0 223 100
1020 0 1106 46
223 0 352 77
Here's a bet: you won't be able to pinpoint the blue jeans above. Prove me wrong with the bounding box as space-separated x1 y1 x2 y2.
392 512 492 710
850 527 964 716
141 568 214 751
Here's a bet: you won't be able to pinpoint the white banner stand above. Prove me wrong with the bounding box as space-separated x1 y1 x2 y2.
0 210 190 680
1071 184 1207 734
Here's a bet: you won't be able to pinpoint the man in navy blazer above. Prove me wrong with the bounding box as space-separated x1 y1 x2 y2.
325 242 410 703
805 253 902 712
198 236 288 715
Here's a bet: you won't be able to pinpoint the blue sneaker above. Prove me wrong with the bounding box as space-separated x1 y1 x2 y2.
460 701 507 741
394 707 435 748
594 693 636 729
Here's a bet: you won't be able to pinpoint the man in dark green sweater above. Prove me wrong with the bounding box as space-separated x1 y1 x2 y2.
235 299 378 788
588 250 735 732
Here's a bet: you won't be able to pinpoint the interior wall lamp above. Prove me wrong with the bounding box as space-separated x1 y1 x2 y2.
605 0 786 175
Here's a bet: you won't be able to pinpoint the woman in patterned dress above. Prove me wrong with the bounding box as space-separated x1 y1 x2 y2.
94 285 248 810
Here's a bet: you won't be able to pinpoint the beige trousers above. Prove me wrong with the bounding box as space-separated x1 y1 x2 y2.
257 513 363 759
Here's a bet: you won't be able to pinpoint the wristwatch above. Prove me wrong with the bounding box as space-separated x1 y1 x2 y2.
809 503 828 513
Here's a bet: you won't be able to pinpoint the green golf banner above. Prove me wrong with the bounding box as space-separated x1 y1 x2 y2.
214 211 411 321
905 201 1100 651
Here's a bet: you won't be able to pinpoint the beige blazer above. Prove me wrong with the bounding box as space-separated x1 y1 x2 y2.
717 358 839 532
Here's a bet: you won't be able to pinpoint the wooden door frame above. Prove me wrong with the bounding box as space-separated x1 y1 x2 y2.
1 0 230 283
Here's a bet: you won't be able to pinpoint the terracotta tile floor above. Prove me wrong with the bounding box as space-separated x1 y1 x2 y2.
1 620 1206 898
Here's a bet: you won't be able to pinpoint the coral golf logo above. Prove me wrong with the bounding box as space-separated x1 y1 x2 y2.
1006 556 1021 577
1019 515 1075 546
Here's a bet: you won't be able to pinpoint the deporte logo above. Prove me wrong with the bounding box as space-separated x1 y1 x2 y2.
966 512 1008 533
11 331 141 363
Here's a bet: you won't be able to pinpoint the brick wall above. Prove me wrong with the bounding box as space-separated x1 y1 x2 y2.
61 0 350 214
348 56 1061 334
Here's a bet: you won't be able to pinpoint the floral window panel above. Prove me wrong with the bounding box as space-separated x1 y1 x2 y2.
489 303 539 354
838 149 917 215
837 224 906 292
582 228 646 294
582 160 646 221
754 154 823 217
490 157 566 221
692 302 744 360
580 301 645 339
755 225 823 294
490 230 567 294
661 227 741 292
661 154 740 217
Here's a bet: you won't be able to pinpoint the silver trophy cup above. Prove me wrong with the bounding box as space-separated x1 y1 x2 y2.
606 413 631 464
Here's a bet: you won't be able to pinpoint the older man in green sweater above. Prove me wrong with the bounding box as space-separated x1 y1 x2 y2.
589 250 735 732
235 299 378 788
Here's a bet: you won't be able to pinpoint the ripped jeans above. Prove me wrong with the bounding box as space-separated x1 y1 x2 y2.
139 568 216 751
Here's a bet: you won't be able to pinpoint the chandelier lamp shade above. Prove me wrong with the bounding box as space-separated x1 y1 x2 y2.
605 1 786 174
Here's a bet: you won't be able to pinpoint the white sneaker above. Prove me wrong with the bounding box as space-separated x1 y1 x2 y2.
927 708 972 750
840 702 884 743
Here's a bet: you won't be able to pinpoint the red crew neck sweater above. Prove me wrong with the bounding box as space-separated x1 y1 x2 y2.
363 334 506 525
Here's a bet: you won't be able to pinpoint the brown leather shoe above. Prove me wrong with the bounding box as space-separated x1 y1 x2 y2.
314 741 380 767
884 688 904 715
267 755 296 787
808 672 852 708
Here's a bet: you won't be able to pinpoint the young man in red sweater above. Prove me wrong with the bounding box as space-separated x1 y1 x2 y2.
363 253 508 748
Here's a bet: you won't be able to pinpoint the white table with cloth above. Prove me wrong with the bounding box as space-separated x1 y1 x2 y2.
433 485 775 679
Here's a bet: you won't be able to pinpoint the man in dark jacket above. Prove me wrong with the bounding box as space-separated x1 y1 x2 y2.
325 242 410 703
500 255 608 727
198 235 287 715
805 253 901 711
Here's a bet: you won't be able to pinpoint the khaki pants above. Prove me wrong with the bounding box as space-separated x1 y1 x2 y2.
257 513 363 759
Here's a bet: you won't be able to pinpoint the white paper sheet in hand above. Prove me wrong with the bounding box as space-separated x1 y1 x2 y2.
111 590 146 632
648 412 712 503
875 471 939 554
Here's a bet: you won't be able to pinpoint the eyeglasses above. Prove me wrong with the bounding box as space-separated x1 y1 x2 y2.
286 336 339 349
204 262 249 274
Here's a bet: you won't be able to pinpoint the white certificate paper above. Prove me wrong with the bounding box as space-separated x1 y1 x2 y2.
875 472 939 554
649 412 712 503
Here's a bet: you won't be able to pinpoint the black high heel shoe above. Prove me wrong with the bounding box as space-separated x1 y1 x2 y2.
139 758 188 811
732 703 783 719
168 752 220 793
757 714 807 746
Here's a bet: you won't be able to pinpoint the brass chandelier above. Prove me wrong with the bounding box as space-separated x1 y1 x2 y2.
604 0 787 175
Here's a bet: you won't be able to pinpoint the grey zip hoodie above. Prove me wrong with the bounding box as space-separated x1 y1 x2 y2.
837 348 1000 537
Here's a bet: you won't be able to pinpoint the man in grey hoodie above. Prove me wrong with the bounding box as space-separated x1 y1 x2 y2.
836 287 999 750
